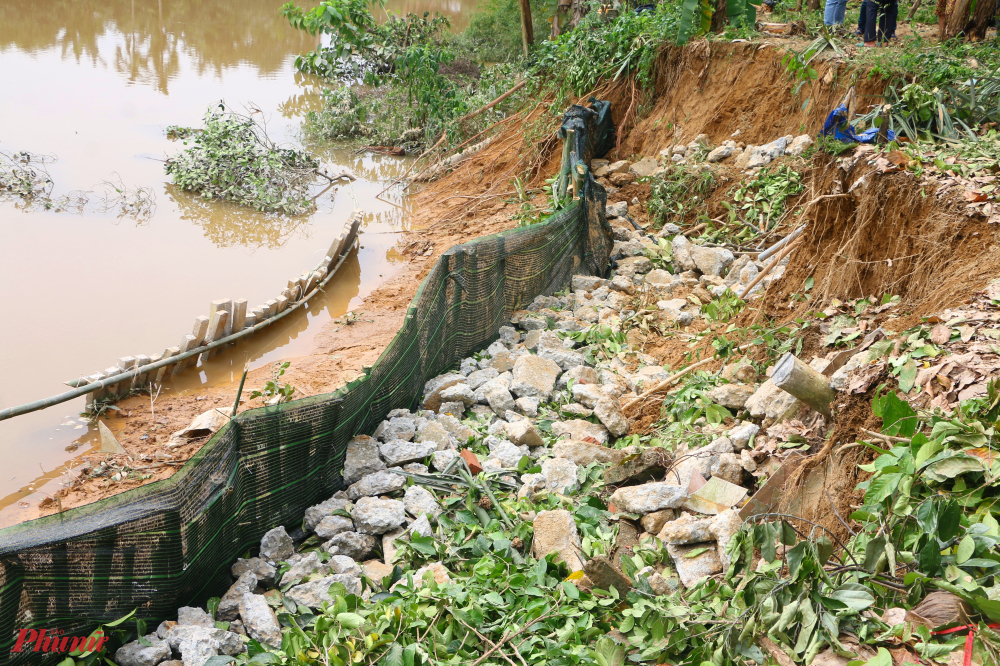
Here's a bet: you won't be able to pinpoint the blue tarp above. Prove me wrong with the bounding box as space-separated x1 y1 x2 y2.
821 104 896 143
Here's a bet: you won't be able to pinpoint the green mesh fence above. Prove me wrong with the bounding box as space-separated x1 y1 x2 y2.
0 100 613 664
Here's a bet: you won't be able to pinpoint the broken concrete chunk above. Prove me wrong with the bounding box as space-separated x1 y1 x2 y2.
707 383 756 410
552 419 609 444
342 435 386 485
352 497 406 535
640 509 676 534
304 497 354 533
667 541 723 588
510 355 561 401
710 509 743 569
593 397 629 437
323 532 377 560
259 526 293 563
239 593 283 647
422 374 466 411
505 419 545 447
553 439 626 466
603 448 670 485
657 512 715 544
378 439 437 466
541 457 579 494
609 482 686 514
348 469 407 500
532 509 584 572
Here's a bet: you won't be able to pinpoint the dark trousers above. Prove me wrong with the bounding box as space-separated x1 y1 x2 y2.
860 0 897 41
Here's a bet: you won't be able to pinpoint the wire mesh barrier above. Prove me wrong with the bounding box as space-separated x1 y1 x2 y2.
0 100 613 664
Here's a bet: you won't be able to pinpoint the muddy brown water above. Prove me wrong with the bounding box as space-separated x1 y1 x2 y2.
0 0 478 527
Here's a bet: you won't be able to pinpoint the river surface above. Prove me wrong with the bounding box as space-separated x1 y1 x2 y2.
0 0 477 526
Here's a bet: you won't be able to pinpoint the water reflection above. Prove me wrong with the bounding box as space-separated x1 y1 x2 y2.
0 0 316 91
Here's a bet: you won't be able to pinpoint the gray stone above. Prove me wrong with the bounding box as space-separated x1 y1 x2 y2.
323 532 376 560
342 435 386 485
218 571 257 621
352 497 406 534
504 419 545 447
616 256 652 276
440 383 475 407
629 156 660 177
610 274 637 294
671 235 697 271
691 246 734 277
593 397 629 437
609 482 686 514
515 396 539 416
404 485 442 519
116 636 172 666
383 528 405 564
286 575 363 608
510 355 562 401
657 512 715 544
304 497 354 533
584 556 633 596
486 385 517 416
553 439 625 466
640 509 676 534
460 357 478 375
316 512 356 540
378 439 437 466
787 134 812 156
745 379 799 426
607 201 629 218
162 625 244 659
416 421 455 450
466 368 499 390
558 365 599 390
644 268 675 288
347 469 407 500
231 557 275 587
377 416 418 442
499 326 520 348
711 453 744 485
706 145 734 162
177 607 213 628
284 551 329 584
487 340 508 357
488 440 526 468
537 346 586 371
728 422 759 451
403 462 428 475
740 448 757 472
259 526 293 563
438 401 465 417
422 374 466 411
760 136 789 160
541 458 579 493
409 513 434 538
707 384 756 410
710 509 743 569
329 555 362 576
657 298 692 326
437 414 477 443
239 593 282 647
532 509 584 572
488 350 516 372
571 383 603 408
431 449 458 471
552 419 608 444
667 542 723 588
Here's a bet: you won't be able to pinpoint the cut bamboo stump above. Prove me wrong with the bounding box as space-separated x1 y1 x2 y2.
772 352 836 419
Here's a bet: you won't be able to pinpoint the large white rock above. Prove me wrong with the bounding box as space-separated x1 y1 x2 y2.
707 384 756 410
553 439 626 465
552 419 609 444
541 458 579 493
691 246 735 277
351 497 406 535
707 145 734 162
593 397 629 437
286 574 362 608
787 134 813 156
532 509 584 571
259 526 293 563
505 419 545 447
342 435 386 485
609 482 686 514
347 469 406 500
671 235 697 271
403 485 442 519
378 439 437 466
239 593 282 647
510 355 561 402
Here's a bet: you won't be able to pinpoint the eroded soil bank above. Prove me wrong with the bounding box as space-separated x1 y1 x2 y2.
30 40 1000 526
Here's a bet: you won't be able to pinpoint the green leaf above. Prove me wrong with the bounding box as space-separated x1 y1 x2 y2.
899 359 918 393
204 657 237 666
865 647 892 666
337 612 365 628
865 473 903 504
249 654 283 664
957 535 976 564
923 453 983 483
382 643 404 666
830 582 875 610
408 534 438 555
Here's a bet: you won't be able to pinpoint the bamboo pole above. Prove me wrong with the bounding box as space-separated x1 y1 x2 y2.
738 239 801 299
771 352 836 418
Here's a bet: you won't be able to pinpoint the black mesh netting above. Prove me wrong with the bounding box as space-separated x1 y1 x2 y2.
0 101 613 664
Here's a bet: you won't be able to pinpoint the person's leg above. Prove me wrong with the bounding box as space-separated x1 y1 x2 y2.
858 0 867 33
864 0 880 42
887 0 898 37
825 0 841 24
836 0 848 23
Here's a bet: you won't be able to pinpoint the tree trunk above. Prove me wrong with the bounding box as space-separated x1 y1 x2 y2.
712 0 729 31
968 0 996 38
771 353 836 419
945 0 972 37
570 0 590 28
519 0 534 57
552 0 570 38
905 0 922 20
807 0 821 11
